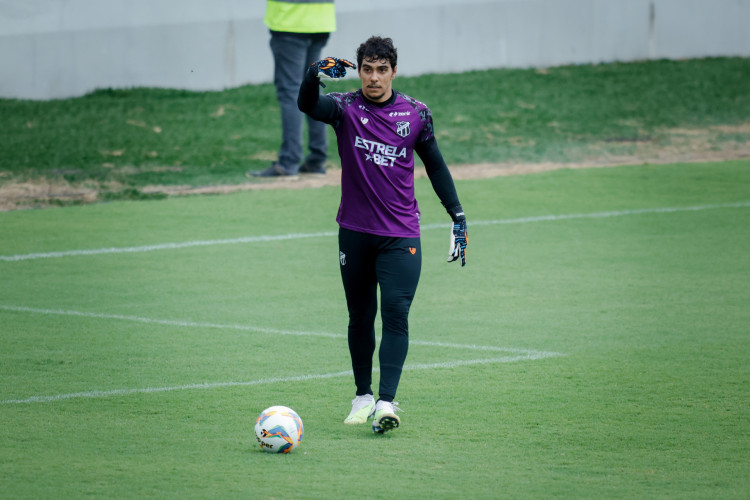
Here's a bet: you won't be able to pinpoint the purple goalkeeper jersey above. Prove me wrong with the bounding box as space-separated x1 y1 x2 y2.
327 89 435 238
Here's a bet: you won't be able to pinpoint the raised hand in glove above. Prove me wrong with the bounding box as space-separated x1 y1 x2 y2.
312 57 356 80
448 217 468 267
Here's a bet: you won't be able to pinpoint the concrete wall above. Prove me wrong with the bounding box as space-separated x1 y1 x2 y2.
1 0 748 100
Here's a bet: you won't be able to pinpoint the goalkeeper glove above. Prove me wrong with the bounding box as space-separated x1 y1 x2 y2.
312 57 356 86
447 209 468 267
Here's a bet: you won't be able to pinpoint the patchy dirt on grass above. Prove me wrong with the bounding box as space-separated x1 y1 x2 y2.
0 178 124 211
2 123 749 211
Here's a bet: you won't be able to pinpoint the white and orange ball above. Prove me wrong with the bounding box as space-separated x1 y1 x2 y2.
254 406 304 454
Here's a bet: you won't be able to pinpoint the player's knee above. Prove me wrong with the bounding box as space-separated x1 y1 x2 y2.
348 304 377 328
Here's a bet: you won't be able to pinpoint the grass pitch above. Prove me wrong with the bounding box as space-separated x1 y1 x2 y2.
1 160 749 498
1 57 749 207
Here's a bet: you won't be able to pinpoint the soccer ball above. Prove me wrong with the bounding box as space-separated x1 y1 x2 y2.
254 406 304 454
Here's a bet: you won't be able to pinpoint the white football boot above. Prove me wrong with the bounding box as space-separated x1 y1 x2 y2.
371 400 401 434
344 394 376 425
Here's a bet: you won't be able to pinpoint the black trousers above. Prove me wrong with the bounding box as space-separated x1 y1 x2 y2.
338 227 422 402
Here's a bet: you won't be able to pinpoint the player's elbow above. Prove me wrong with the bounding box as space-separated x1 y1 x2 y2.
297 94 309 114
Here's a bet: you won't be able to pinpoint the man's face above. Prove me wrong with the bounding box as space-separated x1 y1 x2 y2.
358 57 397 103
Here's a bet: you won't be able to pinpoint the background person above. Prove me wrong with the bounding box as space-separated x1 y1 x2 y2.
248 0 336 178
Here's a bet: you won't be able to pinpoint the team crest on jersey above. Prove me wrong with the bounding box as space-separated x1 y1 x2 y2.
396 121 411 138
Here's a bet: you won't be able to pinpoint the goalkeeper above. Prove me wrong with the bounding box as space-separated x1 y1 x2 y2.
298 36 468 434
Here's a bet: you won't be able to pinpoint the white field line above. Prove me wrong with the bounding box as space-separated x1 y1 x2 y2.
443 201 750 229
0 305 556 355
0 354 562 405
0 231 337 262
0 304 564 405
0 305 343 339
2 202 747 262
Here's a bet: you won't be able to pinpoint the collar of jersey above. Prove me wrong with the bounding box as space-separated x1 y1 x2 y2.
360 89 398 108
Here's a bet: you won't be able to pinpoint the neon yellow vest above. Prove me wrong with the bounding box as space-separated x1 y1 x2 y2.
265 0 336 33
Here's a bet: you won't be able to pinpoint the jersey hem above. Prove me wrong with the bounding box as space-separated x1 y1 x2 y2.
337 221 420 239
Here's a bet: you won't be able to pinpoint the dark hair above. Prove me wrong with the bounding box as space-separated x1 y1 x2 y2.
356 36 398 69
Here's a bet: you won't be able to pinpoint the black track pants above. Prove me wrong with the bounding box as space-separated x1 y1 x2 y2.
338 227 422 402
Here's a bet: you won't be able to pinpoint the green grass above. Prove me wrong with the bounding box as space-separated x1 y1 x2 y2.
1 160 749 498
1 57 749 202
